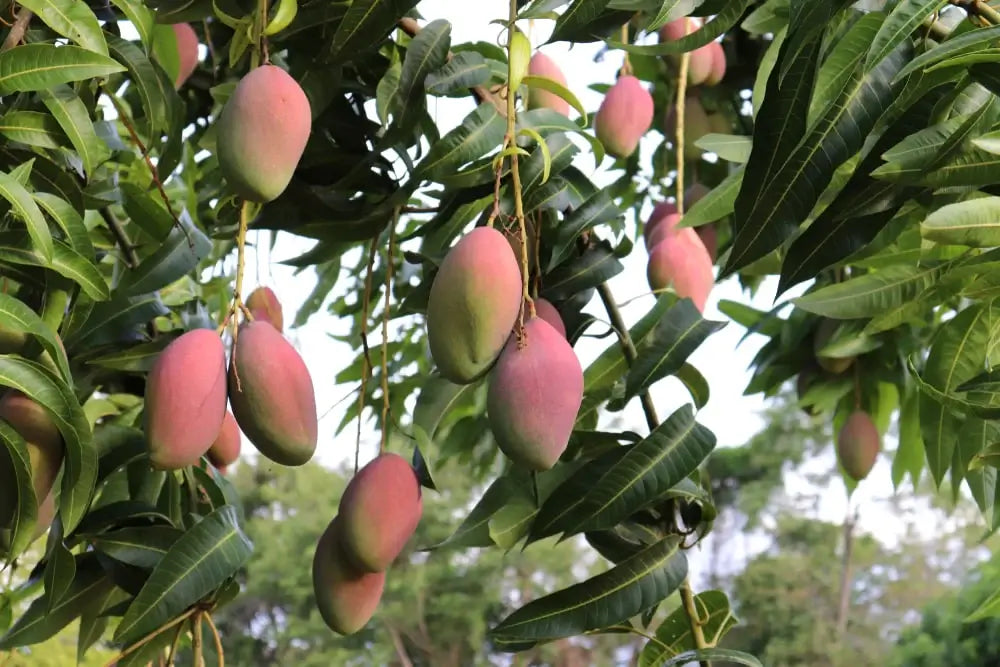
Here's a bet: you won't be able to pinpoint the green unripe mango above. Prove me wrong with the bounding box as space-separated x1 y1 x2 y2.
338 453 422 572
216 64 312 203
228 320 318 466
837 410 880 481
487 317 584 471
426 227 523 384
813 319 855 374
145 329 228 470
312 517 386 635
0 391 64 529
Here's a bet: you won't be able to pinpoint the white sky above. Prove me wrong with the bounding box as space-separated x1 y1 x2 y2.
220 1 934 562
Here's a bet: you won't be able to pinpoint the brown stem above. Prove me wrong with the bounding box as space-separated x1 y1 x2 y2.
398 17 506 116
204 613 225 667
356 239 378 472
0 8 30 52
386 624 415 667
192 611 205 667
99 208 139 269
675 53 691 215
380 215 397 454
104 607 197 667
679 581 710 666
971 0 1000 26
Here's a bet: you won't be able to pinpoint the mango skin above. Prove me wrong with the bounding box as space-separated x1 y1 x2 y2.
688 44 716 87
338 453 422 573
312 517 386 635
533 298 566 339
647 228 714 312
246 286 284 332
643 202 678 244
813 319 855 374
0 392 64 528
487 317 584 471
216 64 312 203
527 52 570 116
172 24 199 88
0 323 27 354
594 76 654 159
426 227 523 384
145 329 227 471
664 95 712 161
207 410 241 468
646 212 682 251
659 17 700 42
837 410 880 481
704 41 726 86
228 320 318 466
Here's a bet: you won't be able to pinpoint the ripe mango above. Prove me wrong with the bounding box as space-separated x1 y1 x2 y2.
486 317 584 471
216 64 312 203
659 17 700 42
527 52 570 116
312 517 386 635
172 24 199 88
837 410 880 481
646 212 682 251
145 329 227 470
647 227 714 312
426 227 523 384
534 298 566 339
207 410 241 468
228 320 318 466
338 453 422 572
664 95 712 161
688 43 716 87
0 392 64 527
813 319 854 374
246 286 284 332
643 202 678 244
704 41 726 86
595 75 654 159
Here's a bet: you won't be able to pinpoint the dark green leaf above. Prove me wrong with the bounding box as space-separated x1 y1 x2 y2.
0 44 125 94
39 84 110 178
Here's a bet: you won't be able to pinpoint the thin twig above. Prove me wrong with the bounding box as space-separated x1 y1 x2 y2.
99 208 139 269
356 239 378 472
204 613 225 667
675 52 691 215
104 607 197 667
596 283 659 429
0 8 31 52
380 214 397 454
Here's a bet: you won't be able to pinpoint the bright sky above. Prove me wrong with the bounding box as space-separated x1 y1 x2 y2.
222 1 932 568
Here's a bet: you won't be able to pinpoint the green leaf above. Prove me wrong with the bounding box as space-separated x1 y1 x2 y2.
522 74 588 125
607 0 752 55
0 356 95 535
892 385 924 491
549 191 621 269
549 0 616 44
110 0 155 50
659 648 763 667
0 292 71 381
0 169 53 263
793 264 945 319
893 24 1000 83
866 0 947 72
966 584 1000 622
18 0 109 55
564 405 716 534
34 191 94 257
326 0 420 64
693 133 751 163
43 532 77 613
85 340 170 373
0 420 38 559
624 300 726 403
490 535 687 643
420 103 506 180
38 84 110 179
106 35 176 141
113 505 253 646
92 526 184 569
540 242 623 302
413 376 482 439
426 52 490 95
517 107 605 165
921 196 1000 248
639 590 738 666
675 363 710 409
0 555 113 647
725 38 909 275
387 18 451 130
677 168 742 229
0 111 69 150
0 231 108 300
116 213 211 297
0 44 125 94
808 12 885 125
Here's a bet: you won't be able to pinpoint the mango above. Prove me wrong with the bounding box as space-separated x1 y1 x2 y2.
338 453 422 572
527 52 570 116
688 44 716 87
228 320 318 466
594 75 654 159
704 41 726 86
646 212 681 251
426 227 523 384
658 17 700 42
837 410 880 481
486 317 584 471
207 410 241 468
664 95 712 161
813 319 854 374
643 202 678 244
533 298 566 339
172 24 199 88
0 323 27 354
647 228 714 312
216 64 312 203
145 329 227 470
246 286 284 332
0 392 64 527
312 517 386 635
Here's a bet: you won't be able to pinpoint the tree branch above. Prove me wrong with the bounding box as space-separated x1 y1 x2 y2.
0 8 31 52
99 208 139 269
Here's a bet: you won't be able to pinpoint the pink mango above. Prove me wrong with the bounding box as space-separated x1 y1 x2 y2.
643 202 678 243
533 298 566 338
527 52 570 116
594 76 654 159
646 228 714 312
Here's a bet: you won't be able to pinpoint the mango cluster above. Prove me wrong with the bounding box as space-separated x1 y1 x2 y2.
313 453 422 634
643 190 715 312
143 286 317 471
659 17 726 89
0 391 63 553
425 226 584 472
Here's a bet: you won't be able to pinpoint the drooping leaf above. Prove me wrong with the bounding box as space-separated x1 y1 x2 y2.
921 196 1000 248
0 420 38 560
326 0 421 63
38 85 110 179
116 212 212 297
0 44 125 94
18 0 108 55
419 103 507 180
793 263 946 319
